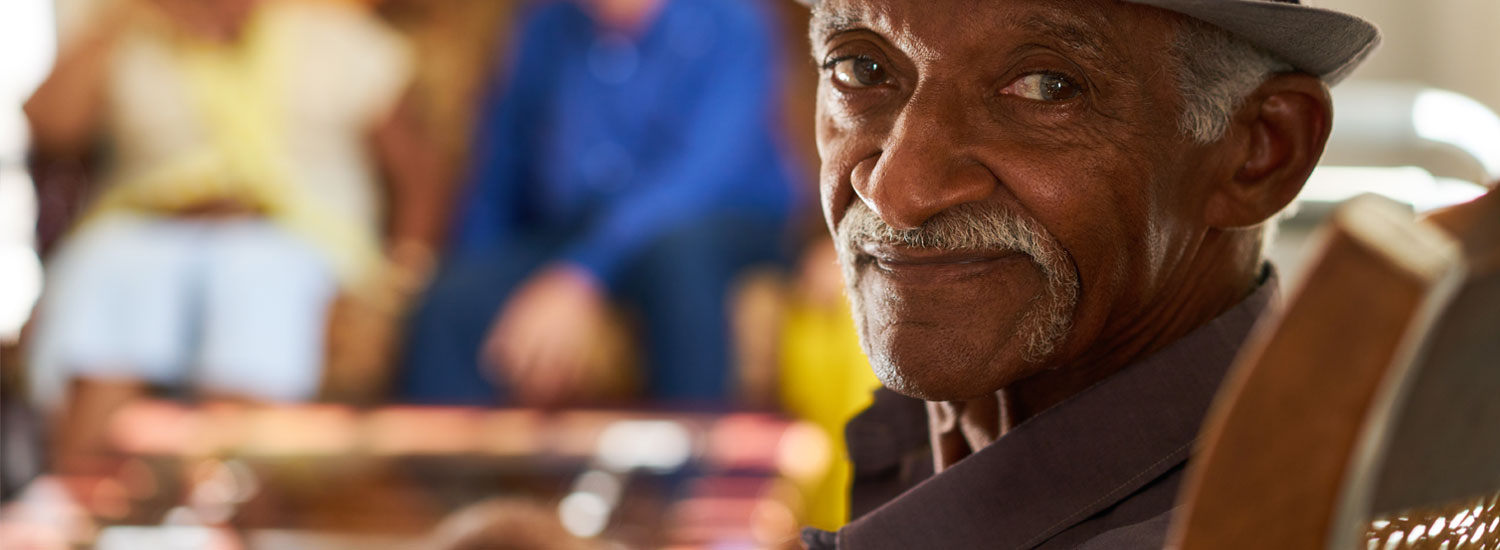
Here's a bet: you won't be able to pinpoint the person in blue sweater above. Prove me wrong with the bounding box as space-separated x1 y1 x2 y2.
401 0 801 406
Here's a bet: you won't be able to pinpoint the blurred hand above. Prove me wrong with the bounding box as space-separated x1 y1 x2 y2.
482 264 609 406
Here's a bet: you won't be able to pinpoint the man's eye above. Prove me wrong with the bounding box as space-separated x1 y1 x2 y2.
829 57 888 88
1001 72 1083 102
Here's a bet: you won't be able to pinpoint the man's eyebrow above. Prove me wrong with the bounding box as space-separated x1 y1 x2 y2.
805 8 1112 64
809 7 864 43
1015 13 1108 63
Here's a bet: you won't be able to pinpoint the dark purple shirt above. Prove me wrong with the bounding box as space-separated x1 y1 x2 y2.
804 271 1279 550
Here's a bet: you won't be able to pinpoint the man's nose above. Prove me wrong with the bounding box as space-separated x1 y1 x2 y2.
853 88 996 230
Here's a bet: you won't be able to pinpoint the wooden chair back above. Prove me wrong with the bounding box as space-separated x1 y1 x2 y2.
1168 188 1500 550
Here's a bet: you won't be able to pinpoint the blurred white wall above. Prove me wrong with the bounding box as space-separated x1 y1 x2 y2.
1269 0 1500 284
1321 0 1500 115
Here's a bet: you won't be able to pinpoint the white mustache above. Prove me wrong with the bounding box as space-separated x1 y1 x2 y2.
835 200 1056 263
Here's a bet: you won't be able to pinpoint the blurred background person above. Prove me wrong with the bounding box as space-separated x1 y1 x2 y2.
400 0 803 407
22 0 447 465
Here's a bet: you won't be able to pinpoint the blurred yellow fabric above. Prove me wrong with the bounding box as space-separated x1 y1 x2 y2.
78 0 411 289
778 295 881 531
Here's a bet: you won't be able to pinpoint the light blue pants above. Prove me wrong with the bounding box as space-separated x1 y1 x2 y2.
27 214 336 410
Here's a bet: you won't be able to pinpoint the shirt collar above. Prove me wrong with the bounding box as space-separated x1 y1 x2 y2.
832 271 1279 550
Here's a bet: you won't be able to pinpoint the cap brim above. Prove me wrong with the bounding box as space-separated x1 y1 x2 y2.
1123 0 1380 84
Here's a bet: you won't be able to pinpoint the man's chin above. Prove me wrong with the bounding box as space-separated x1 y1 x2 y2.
854 310 1060 401
867 351 1037 402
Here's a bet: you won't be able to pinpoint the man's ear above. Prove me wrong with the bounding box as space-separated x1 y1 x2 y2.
1203 73 1333 228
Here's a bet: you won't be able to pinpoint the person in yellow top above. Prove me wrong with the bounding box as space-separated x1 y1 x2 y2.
778 237 883 530
24 0 447 463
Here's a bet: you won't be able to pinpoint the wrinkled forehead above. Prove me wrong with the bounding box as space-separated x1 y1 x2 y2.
808 0 1173 66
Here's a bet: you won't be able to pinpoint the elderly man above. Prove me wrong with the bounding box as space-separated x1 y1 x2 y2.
798 0 1378 548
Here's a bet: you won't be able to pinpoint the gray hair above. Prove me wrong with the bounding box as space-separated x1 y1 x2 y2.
1173 18 1295 143
1173 19 1300 254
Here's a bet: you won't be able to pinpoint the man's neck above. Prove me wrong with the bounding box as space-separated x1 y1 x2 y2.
928 397 998 471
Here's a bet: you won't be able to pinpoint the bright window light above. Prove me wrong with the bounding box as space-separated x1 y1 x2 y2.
0 169 43 341
1301 166 1488 213
0 0 55 341
1413 88 1500 179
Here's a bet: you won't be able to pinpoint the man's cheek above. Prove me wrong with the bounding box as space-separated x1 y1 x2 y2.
814 106 836 159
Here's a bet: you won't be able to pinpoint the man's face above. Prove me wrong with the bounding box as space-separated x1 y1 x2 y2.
813 0 1220 400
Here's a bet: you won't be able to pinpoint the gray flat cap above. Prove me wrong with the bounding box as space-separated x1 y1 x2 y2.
1123 0 1380 84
